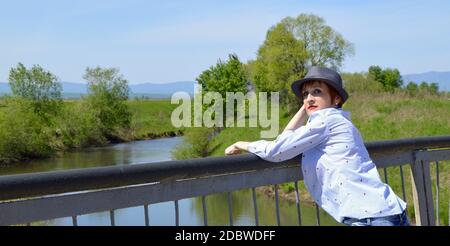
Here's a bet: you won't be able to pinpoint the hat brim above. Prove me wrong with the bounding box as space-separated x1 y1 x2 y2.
291 77 348 103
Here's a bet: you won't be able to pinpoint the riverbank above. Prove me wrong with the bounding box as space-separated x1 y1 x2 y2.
0 99 182 165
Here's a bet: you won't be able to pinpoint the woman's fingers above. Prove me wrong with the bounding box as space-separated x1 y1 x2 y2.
225 144 241 155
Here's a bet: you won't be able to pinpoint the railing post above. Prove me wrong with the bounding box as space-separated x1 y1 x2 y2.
410 150 435 226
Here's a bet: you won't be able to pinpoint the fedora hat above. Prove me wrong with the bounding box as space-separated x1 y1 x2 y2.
291 66 349 103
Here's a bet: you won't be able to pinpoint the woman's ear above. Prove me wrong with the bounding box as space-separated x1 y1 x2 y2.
335 96 341 106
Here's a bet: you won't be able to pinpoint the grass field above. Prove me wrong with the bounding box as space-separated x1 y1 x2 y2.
127 99 183 139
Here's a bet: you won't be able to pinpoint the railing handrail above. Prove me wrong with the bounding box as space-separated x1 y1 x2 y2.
365 135 450 154
0 135 449 201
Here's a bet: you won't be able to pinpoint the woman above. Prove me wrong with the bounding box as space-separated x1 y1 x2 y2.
225 66 410 226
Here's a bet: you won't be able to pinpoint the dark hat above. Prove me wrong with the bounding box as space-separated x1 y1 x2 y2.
291 66 349 103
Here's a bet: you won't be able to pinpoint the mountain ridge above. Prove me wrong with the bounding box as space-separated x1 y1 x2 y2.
0 81 197 98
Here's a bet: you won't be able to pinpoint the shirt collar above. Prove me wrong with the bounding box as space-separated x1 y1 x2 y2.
308 107 351 121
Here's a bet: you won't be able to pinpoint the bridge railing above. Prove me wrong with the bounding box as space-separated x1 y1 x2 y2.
0 136 449 226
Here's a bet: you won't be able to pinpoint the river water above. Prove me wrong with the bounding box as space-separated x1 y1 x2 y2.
0 137 340 226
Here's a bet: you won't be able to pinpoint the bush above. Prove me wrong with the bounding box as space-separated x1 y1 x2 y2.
56 101 107 148
83 67 132 140
172 128 215 160
0 98 55 164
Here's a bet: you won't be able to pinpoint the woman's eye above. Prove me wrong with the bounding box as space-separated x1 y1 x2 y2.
302 91 308 98
313 89 322 95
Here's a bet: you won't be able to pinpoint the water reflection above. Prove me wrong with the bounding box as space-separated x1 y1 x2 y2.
0 137 183 176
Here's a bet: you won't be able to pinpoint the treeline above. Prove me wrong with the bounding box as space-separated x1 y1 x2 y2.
343 65 443 96
0 63 132 164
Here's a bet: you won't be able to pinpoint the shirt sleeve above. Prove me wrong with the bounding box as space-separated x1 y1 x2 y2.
247 115 329 162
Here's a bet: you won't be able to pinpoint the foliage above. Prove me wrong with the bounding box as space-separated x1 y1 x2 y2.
341 72 384 94
196 53 248 98
251 23 307 108
368 65 403 92
83 67 132 139
172 128 215 160
405 81 419 96
8 63 62 123
56 101 107 148
251 13 354 110
0 98 56 164
418 81 439 94
196 54 249 127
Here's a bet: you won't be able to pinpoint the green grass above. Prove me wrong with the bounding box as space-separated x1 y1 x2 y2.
345 91 450 141
127 99 183 139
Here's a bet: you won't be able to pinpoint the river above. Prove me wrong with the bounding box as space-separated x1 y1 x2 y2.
0 137 340 226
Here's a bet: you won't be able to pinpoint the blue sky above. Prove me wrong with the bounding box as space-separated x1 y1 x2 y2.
1 0 449 84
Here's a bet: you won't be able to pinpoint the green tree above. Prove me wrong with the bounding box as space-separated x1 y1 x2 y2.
419 81 429 92
83 67 131 139
368 65 403 92
417 81 439 95
252 23 307 108
8 63 62 121
251 13 354 109
429 82 439 94
196 54 249 127
406 81 419 96
196 54 248 98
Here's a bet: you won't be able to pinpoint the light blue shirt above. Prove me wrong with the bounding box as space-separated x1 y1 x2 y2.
248 107 406 222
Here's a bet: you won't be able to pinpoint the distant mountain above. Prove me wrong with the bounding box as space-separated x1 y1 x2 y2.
402 71 450 91
61 82 88 94
0 81 197 98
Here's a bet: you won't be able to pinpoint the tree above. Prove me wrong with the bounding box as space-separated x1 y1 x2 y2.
83 67 131 138
196 54 249 127
406 81 419 96
196 54 248 98
429 82 439 94
8 63 62 120
417 81 439 95
252 23 307 107
251 13 354 109
368 65 403 92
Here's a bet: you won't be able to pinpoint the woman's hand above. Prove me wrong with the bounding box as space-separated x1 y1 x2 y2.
225 141 249 155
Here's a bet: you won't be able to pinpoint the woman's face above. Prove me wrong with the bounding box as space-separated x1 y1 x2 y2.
301 81 336 116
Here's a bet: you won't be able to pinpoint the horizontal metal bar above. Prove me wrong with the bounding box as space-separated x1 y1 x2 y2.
371 151 414 168
0 166 302 225
415 149 450 162
365 135 450 155
0 154 300 201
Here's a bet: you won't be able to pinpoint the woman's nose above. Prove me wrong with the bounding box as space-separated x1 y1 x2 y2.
305 93 314 102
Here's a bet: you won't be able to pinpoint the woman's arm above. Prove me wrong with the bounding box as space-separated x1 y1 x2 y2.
283 104 307 131
225 141 250 155
225 105 308 156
